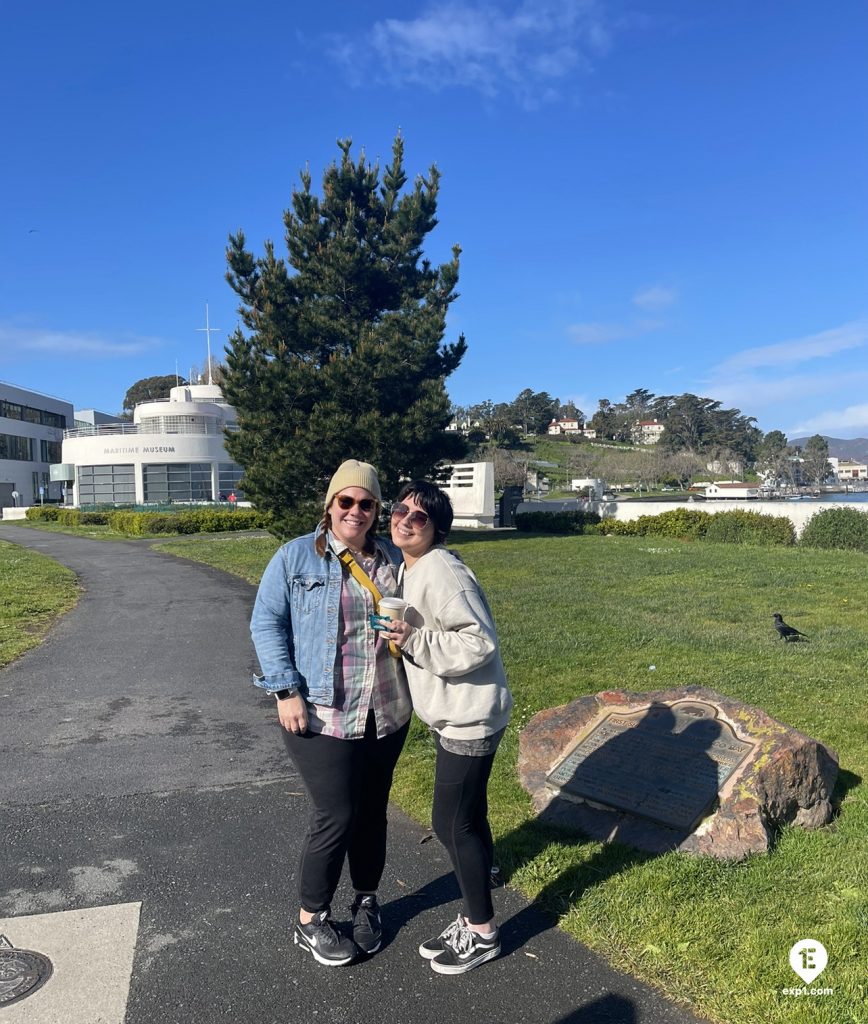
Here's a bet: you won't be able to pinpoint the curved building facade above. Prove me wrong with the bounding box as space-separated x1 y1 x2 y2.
58 384 244 506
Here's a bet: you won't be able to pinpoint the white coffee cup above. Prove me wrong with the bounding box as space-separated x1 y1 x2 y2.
377 597 407 622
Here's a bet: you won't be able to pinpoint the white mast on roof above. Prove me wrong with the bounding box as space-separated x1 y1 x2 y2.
195 303 221 385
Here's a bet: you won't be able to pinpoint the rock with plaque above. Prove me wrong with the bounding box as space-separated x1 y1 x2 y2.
518 686 838 860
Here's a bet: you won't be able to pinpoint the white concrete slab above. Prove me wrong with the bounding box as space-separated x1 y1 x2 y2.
0 902 140 1024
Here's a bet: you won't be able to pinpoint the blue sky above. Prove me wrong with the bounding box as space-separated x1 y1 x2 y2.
2 1 866 438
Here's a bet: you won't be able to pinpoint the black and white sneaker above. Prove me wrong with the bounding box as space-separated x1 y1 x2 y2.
430 920 500 975
350 894 382 955
418 915 465 960
293 910 357 966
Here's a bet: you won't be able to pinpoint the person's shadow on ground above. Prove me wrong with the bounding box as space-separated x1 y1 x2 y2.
390 703 727 959
496 703 726 953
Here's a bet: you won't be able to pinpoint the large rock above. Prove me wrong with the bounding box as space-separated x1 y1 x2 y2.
518 686 838 860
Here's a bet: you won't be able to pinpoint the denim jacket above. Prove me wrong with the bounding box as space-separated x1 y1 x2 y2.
250 529 403 704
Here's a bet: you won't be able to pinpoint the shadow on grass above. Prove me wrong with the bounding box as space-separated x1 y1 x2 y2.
832 767 862 813
494 814 655 955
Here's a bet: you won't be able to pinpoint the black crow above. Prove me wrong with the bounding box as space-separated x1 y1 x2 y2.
773 613 809 642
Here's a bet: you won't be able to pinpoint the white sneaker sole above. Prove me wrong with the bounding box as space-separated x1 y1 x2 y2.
293 929 356 966
430 944 500 975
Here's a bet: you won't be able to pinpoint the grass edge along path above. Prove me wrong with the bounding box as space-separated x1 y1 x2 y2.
0 539 80 668
154 532 866 1024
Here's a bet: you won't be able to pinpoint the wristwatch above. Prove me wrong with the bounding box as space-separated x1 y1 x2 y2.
274 688 299 701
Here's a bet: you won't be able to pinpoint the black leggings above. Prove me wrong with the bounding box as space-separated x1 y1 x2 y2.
431 734 497 925
282 710 409 913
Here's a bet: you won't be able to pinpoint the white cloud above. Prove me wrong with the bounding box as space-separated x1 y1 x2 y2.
713 319 868 374
786 402 868 438
0 324 156 359
632 285 678 311
568 317 663 345
329 0 611 106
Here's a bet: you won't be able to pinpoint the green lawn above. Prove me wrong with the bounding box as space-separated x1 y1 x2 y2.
159 532 868 1022
0 540 80 667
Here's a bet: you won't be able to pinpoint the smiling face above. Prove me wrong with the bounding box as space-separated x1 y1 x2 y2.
390 493 436 567
328 487 378 550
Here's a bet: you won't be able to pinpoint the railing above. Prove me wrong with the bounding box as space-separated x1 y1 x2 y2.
64 422 239 439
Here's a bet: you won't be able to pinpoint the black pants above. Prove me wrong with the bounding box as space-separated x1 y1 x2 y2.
431 734 497 925
282 710 409 913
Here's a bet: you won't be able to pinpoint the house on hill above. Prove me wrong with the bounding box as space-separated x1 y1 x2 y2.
633 419 665 444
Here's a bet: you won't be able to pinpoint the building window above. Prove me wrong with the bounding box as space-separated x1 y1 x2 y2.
218 462 244 497
0 401 66 429
0 433 32 461
143 463 213 502
78 465 136 505
40 439 62 463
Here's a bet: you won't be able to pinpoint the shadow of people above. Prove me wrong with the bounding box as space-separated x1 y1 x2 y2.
551 993 637 1024
497 701 731 951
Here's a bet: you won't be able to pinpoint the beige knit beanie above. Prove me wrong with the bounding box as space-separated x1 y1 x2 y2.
324 460 382 510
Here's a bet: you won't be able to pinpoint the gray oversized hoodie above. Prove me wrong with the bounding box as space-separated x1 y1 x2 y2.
400 546 512 742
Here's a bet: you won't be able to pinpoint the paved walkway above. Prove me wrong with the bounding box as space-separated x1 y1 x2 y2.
0 526 707 1024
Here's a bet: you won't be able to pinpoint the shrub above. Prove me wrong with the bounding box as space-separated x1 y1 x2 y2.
107 511 178 535
704 509 795 546
601 509 711 539
800 506 868 553
515 510 601 534
175 508 267 534
79 511 111 525
56 508 82 526
25 506 59 521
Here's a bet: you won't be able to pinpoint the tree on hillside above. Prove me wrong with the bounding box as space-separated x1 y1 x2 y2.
654 393 760 460
510 389 558 435
755 430 790 486
554 399 585 425
801 435 832 488
221 135 467 536
122 374 185 415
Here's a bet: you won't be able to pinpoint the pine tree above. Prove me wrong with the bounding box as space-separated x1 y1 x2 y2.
221 136 467 537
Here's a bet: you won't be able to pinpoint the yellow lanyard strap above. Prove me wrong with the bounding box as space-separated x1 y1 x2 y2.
338 550 401 658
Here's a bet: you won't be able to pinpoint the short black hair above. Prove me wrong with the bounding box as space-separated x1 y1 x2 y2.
395 480 453 545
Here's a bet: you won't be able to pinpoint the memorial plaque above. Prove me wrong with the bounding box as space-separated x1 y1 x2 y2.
545 700 755 831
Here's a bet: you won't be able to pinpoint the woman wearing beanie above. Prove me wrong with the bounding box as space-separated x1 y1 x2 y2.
383 480 512 976
250 460 410 966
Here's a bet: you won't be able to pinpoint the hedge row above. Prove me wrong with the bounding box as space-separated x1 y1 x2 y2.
603 508 796 545
515 510 601 534
25 505 270 535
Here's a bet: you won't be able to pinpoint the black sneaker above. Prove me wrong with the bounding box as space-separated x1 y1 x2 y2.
419 915 465 960
350 894 382 955
293 910 357 966
430 921 500 975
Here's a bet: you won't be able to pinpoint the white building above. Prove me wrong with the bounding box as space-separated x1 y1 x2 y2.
56 384 244 506
633 419 665 444
704 482 760 499
1 381 73 509
833 458 868 481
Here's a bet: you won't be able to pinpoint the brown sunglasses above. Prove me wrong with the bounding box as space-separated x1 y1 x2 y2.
334 494 377 513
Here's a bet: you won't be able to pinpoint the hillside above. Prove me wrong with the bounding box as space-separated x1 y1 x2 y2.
789 435 868 461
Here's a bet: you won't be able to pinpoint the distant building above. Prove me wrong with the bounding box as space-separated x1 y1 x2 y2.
74 409 124 429
704 482 760 499
633 420 665 445
56 384 244 506
0 381 73 508
834 459 867 481
547 418 581 435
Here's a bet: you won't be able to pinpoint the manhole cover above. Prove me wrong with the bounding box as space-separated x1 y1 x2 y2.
0 935 53 1007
